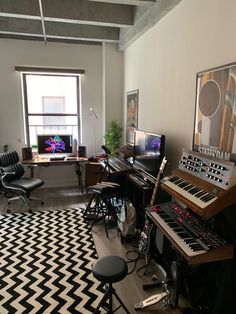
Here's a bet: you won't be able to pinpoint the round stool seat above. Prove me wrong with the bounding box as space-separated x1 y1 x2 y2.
92 256 128 284
88 184 117 195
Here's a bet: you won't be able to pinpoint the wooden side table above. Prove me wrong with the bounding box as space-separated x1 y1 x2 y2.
85 162 103 187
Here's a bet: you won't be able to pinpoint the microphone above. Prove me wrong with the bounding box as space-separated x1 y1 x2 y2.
101 145 111 155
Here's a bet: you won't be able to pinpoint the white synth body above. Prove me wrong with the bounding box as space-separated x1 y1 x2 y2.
178 149 236 190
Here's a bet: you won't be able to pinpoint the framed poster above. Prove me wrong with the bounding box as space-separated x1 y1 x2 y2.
126 90 139 143
193 62 236 162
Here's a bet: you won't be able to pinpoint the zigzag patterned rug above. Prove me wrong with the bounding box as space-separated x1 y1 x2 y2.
0 208 104 313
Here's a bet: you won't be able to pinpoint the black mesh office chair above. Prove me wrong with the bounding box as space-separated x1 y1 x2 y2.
0 151 44 212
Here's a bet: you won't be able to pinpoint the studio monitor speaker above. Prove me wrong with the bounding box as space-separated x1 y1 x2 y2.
22 147 33 160
78 146 86 158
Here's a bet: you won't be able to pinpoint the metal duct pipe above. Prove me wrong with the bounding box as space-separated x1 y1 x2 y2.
38 0 47 44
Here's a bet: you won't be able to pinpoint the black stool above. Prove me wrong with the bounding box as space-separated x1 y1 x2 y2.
85 182 120 237
92 255 130 314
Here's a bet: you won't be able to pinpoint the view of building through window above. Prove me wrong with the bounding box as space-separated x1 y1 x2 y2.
22 74 80 150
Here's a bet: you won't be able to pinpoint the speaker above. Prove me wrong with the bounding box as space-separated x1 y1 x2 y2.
78 146 86 158
22 147 33 160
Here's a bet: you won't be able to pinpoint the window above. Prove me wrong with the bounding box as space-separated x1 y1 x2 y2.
21 73 81 148
42 96 66 128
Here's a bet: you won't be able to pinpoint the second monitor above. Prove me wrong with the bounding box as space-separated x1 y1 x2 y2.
134 129 165 178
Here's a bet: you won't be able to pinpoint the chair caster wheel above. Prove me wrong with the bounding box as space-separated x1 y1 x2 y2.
41 201 44 205
29 209 33 213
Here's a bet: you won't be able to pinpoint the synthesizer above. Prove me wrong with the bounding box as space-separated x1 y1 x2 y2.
161 149 236 219
100 157 134 175
147 202 233 265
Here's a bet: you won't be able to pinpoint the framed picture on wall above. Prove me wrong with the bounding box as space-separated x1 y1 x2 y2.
193 62 236 162
126 90 139 143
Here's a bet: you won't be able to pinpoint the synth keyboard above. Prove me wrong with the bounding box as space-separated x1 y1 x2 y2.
100 157 133 174
163 175 217 209
147 202 233 265
161 150 236 219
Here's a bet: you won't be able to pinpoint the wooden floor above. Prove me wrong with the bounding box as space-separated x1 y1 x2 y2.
0 187 188 314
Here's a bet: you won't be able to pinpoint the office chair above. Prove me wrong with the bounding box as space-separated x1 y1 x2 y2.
0 150 44 212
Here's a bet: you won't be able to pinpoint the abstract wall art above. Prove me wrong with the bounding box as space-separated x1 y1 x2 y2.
126 89 139 144
193 62 236 162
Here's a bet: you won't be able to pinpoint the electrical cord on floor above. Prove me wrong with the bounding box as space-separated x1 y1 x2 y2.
136 262 149 277
125 249 149 276
125 250 142 275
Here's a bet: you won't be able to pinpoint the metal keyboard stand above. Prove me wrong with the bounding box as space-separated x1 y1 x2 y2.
83 147 120 236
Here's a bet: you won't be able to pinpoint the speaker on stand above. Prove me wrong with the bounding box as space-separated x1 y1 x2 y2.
22 147 33 160
78 146 87 158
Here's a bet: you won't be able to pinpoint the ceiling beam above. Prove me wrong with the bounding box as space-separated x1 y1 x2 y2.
0 32 103 45
88 0 155 5
0 0 182 47
119 0 183 50
0 0 40 15
45 21 119 42
0 17 119 43
0 0 134 27
0 17 42 35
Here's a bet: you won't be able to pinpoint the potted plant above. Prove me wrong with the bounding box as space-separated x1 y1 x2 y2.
104 120 122 156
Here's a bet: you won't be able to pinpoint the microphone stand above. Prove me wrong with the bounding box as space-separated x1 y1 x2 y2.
89 107 98 153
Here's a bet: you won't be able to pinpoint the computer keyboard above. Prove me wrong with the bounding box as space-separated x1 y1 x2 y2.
50 157 65 161
65 156 77 161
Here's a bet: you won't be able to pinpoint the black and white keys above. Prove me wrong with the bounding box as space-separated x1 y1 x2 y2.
150 209 207 257
163 175 217 208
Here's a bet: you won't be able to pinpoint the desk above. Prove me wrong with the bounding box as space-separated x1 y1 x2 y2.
22 157 88 193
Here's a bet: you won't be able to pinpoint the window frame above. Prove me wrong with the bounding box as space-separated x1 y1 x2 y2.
22 72 81 147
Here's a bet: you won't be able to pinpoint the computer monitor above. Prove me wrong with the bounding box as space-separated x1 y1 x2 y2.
37 134 73 155
134 130 165 177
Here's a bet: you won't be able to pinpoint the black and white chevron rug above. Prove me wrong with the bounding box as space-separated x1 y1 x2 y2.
0 208 104 313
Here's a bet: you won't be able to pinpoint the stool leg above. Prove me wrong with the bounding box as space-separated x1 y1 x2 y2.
84 193 96 216
88 197 109 238
93 283 130 314
101 198 110 238
90 198 105 228
108 283 113 312
93 290 109 313
113 289 130 314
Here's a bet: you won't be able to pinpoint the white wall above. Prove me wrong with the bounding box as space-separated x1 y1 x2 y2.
0 39 123 187
124 0 236 170
104 43 124 131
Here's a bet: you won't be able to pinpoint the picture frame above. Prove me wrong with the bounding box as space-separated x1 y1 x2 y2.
193 62 236 162
126 90 139 143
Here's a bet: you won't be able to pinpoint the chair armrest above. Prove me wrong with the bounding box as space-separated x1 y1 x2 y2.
0 171 16 185
1 170 16 179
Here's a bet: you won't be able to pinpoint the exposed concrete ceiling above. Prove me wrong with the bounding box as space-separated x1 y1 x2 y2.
0 0 183 50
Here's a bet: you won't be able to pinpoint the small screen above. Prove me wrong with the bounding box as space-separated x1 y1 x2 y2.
134 130 165 177
37 134 73 155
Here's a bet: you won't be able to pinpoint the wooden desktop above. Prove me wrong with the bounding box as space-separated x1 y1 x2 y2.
22 156 88 193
